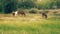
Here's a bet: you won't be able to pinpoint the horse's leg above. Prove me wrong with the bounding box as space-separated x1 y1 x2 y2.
45 15 47 19
24 13 26 17
21 13 26 17
23 13 26 17
42 14 44 18
15 13 17 16
13 13 15 16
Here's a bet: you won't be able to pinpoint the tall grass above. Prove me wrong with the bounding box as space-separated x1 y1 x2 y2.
0 14 59 34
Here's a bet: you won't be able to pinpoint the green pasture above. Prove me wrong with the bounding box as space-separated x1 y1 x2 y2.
0 14 59 34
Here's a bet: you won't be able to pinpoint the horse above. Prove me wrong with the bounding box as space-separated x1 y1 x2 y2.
41 12 47 19
12 10 26 17
18 10 26 16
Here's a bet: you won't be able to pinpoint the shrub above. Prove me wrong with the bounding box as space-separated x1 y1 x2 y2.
29 10 37 14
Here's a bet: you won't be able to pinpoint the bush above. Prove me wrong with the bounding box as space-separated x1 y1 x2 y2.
44 10 49 13
53 11 59 16
53 11 58 14
29 10 37 14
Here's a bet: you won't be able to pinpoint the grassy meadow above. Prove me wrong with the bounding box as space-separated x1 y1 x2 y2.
0 13 60 34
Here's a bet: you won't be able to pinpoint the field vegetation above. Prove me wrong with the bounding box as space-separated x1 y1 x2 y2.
0 13 59 34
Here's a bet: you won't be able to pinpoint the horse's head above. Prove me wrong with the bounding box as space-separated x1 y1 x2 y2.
12 12 15 16
12 11 18 16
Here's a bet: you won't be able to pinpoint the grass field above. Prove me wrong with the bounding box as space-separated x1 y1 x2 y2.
0 14 60 34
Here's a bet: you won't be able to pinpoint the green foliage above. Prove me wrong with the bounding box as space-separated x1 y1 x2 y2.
0 0 60 14
57 0 60 8
29 9 37 14
0 0 18 14
18 0 35 9
0 14 60 34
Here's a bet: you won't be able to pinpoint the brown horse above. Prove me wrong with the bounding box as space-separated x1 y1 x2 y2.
18 10 26 17
41 12 47 19
12 10 26 17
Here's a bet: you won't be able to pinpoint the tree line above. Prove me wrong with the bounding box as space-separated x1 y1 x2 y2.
0 0 59 14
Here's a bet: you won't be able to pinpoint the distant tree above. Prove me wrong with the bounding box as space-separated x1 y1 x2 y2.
0 0 18 14
0 5 2 13
35 0 57 9
49 0 57 9
18 0 35 9
4 0 18 14
57 0 60 8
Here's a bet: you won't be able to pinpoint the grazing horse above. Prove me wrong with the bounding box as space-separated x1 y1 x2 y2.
18 10 26 16
12 10 26 17
42 12 47 19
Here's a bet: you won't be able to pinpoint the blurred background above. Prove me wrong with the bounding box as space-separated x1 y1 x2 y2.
0 0 59 14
